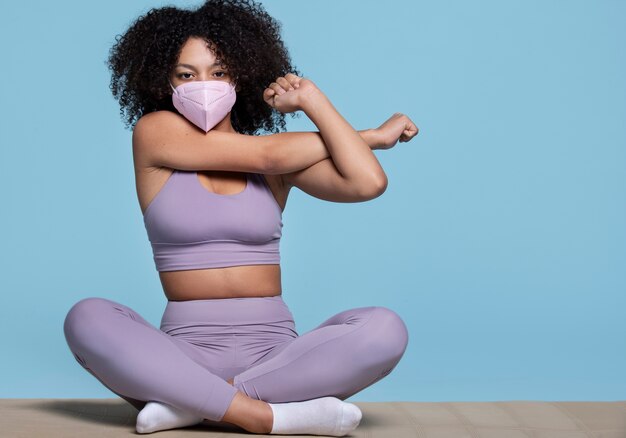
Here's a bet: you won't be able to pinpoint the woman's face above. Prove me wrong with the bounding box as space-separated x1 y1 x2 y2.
170 37 234 89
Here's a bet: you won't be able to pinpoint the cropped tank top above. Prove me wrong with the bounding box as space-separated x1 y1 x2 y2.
142 169 283 272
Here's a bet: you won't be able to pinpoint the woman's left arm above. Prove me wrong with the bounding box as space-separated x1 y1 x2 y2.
279 114 418 203
266 74 419 201
279 126 397 202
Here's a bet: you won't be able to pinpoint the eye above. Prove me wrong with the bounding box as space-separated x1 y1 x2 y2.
177 72 193 79
214 71 227 78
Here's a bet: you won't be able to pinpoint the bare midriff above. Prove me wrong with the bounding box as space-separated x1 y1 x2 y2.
159 264 282 301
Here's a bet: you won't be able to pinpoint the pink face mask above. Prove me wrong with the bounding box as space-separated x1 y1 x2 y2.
169 80 237 132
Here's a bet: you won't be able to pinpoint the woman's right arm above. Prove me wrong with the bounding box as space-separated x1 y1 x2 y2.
133 110 379 173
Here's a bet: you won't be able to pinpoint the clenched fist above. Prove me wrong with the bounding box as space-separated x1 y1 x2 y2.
373 113 419 150
263 73 321 113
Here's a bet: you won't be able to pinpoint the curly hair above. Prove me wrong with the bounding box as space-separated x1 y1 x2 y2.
106 0 302 135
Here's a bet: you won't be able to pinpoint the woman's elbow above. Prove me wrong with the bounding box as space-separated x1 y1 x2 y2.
360 173 388 199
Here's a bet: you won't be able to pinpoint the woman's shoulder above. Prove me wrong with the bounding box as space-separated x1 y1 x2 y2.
135 110 179 130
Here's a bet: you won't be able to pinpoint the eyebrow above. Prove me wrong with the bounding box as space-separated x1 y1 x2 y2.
174 62 224 70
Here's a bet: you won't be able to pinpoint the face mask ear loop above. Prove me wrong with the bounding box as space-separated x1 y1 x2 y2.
168 80 177 93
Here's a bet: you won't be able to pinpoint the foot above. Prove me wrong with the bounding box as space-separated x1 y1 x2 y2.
136 401 203 434
267 397 362 436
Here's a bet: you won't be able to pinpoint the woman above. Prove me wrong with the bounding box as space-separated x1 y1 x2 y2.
63 0 418 435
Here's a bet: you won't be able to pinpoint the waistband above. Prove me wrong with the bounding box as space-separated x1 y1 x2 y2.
160 295 294 328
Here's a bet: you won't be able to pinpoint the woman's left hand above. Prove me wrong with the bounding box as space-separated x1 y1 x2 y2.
373 113 419 150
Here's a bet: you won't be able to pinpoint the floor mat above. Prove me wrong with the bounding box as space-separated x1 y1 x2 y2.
1 398 624 437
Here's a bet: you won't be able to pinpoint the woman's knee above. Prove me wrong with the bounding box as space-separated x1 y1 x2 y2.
365 306 409 360
63 297 117 344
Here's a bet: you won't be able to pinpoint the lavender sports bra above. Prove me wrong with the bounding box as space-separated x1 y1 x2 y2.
142 169 283 272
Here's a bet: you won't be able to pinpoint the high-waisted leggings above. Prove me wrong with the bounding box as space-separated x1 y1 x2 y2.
63 295 409 422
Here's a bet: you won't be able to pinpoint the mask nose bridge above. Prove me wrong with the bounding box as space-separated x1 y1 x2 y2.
169 80 236 94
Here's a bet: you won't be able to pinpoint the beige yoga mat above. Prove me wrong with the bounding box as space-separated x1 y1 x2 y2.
1 398 625 437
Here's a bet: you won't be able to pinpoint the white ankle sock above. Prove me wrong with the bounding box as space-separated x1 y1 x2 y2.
268 396 362 436
136 401 203 434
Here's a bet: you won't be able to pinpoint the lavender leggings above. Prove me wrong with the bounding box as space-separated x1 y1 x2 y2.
63 295 409 422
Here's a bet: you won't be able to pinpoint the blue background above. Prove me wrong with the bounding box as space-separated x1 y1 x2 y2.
1 0 624 401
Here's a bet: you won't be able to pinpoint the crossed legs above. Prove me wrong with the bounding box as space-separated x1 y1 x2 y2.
63 297 409 433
